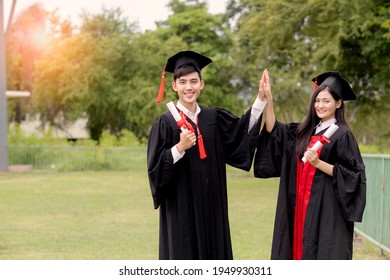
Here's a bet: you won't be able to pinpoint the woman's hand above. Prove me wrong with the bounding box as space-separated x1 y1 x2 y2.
258 69 272 103
258 69 275 132
258 70 266 101
304 148 334 176
304 148 320 166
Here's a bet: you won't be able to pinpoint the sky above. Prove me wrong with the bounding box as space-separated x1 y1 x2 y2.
3 0 228 31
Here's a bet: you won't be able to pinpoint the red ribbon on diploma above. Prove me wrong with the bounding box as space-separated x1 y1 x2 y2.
319 135 330 145
177 112 195 132
178 111 207 159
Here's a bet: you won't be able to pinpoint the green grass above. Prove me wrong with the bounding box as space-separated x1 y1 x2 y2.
0 169 388 260
0 171 157 259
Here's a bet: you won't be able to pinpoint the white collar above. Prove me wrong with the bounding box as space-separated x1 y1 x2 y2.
176 101 201 123
315 118 336 134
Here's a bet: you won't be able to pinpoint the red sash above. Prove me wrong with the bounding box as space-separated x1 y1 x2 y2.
293 135 324 259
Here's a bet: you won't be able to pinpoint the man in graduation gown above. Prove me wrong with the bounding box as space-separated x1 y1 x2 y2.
147 51 266 259
254 70 366 259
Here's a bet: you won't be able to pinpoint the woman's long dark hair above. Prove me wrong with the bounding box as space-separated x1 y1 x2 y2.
295 84 348 158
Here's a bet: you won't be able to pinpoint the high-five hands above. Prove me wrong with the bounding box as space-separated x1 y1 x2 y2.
258 69 272 102
258 69 275 133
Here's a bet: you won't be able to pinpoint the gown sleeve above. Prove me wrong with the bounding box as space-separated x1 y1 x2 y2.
254 121 290 178
332 130 366 222
216 108 262 171
147 114 176 209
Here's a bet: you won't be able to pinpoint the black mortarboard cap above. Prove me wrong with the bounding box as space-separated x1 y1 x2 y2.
165 50 212 73
156 50 212 103
312 71 356 101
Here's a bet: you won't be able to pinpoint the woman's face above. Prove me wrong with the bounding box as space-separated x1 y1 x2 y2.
314 89 342 122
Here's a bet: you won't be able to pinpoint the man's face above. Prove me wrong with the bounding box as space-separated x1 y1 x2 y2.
172 72 204 107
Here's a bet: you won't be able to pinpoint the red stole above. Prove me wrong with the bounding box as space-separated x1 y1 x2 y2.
293 135 324 260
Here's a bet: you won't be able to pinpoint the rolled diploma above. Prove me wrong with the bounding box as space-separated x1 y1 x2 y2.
302 123 339 163
166 101 188 132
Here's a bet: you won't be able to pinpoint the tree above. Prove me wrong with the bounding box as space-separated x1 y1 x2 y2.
6 3 49 123
336 0 390 147
126 0 241 139
77 8 140 140
8 0 389 148
164 0 241 112
33 8 139 141
32 34 95 128
226 0 390 147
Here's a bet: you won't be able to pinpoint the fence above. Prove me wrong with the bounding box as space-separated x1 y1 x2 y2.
8 145 97 172
5 145 390 253
355 154 390 254
8 145 146 172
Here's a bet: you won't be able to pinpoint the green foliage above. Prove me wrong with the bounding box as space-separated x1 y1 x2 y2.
8 125 67 146
359 144 390 155
227 0 390 144
31 8 140 141
7 124 149 173
99 130 145 147
8 125 143 147
8 145 98 172
8 143 145 173
6 3 49 123
154 0 243 114
5 0 389 148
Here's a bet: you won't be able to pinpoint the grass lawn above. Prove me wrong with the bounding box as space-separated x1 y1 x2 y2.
0 169 388 260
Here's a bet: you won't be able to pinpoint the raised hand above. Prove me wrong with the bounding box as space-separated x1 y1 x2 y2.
258 69 272 102
259 69 276 132
258 69 267 101
262 69 272 102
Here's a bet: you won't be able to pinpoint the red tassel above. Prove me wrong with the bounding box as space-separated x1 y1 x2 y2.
197 134 207 159
313 77 318 92
156 70 166 103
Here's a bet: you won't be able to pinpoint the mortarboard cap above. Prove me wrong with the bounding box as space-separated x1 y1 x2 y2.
312 71 356 101
156 50 212 103
165 50 212 73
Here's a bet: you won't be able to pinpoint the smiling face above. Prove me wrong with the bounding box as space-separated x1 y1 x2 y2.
172 71 204 111
314 88 342 122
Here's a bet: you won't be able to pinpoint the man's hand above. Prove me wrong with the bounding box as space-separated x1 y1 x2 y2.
176 131 197 154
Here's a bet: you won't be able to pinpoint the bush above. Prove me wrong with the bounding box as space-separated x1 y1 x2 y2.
359 144 390 155
8 125 143 148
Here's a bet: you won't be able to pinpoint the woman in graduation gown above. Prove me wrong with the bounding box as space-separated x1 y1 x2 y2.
254 70 366 259
147 51 266 260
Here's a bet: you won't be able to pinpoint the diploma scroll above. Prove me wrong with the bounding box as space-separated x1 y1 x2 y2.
302 123 339 163
166 101 188 132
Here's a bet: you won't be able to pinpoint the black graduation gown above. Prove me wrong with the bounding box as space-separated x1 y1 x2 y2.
254 121 366 260
147 105 262 260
